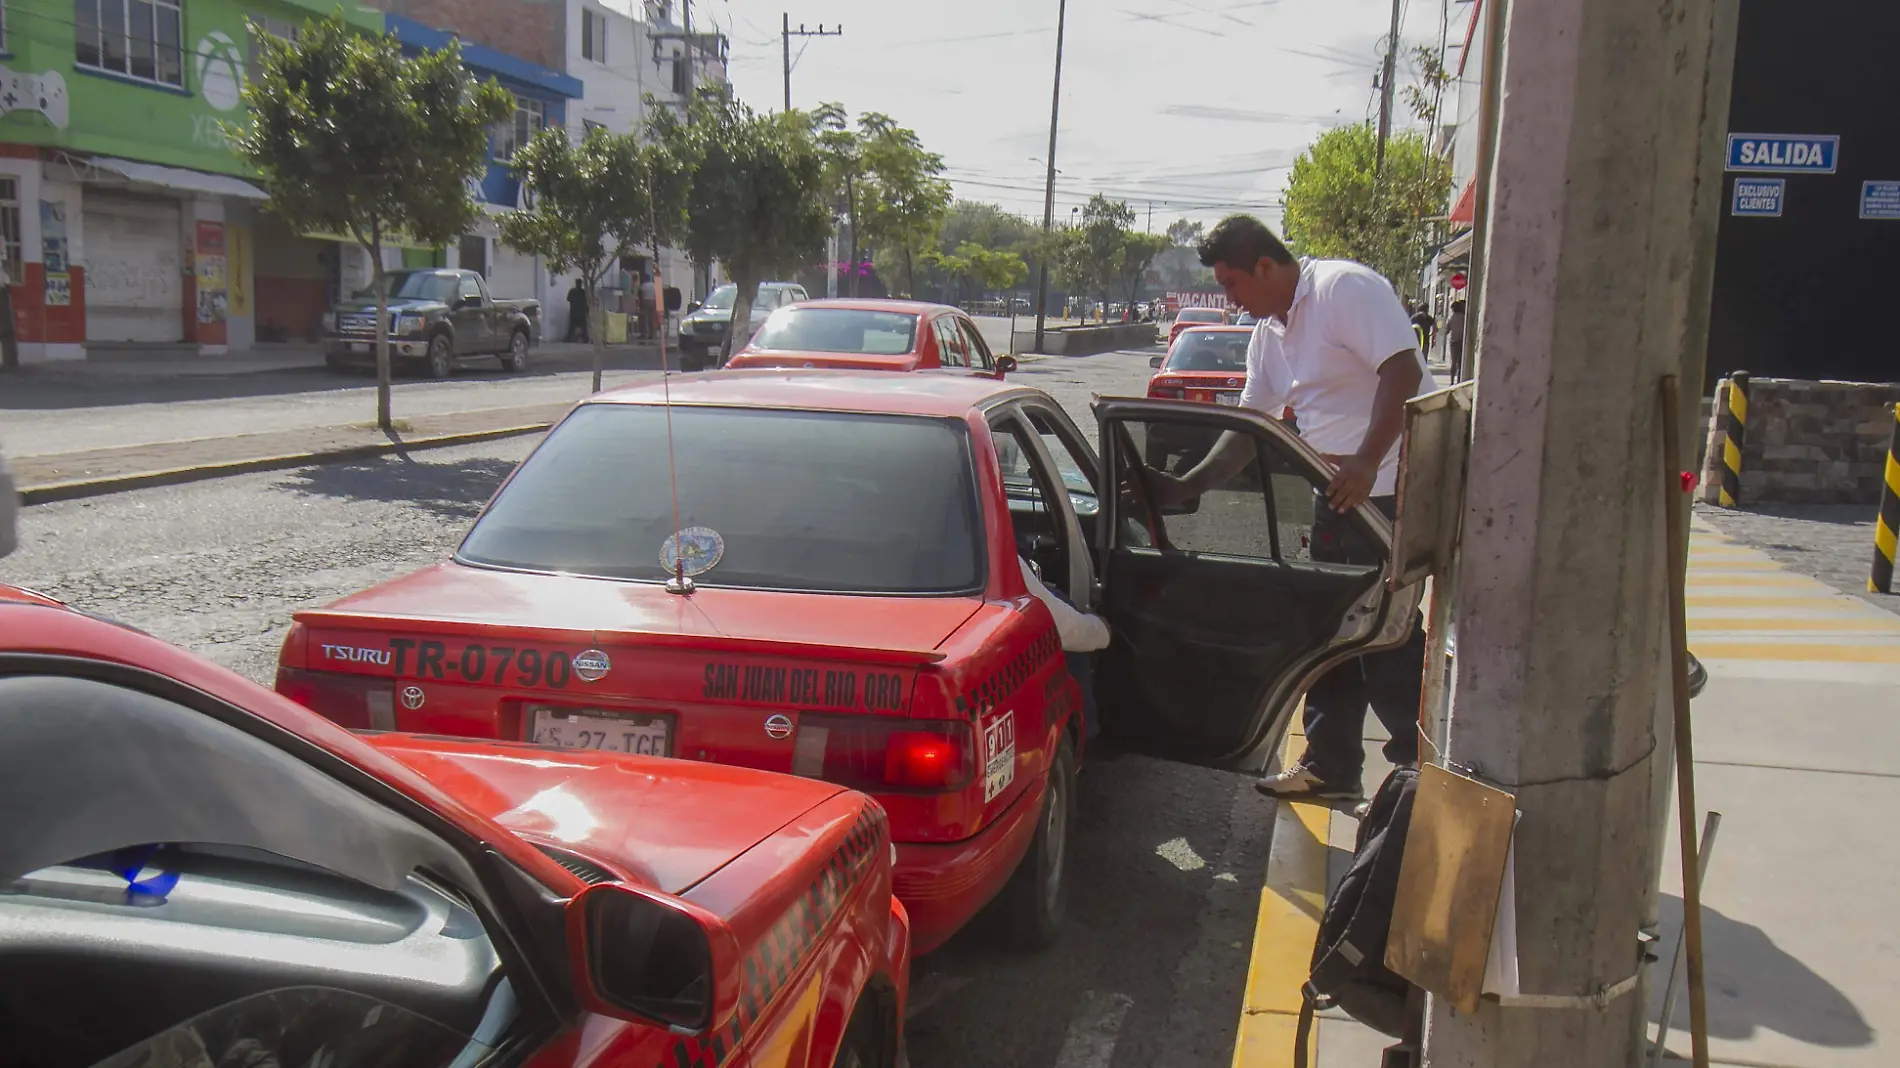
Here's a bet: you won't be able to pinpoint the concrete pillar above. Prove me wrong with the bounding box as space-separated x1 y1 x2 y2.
1425 0 1734 1062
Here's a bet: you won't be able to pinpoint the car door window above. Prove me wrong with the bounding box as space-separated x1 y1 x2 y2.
956 317 995 371
1092 406 1403 768
988 413 1074 598
457 275 482 305
933 317 969 367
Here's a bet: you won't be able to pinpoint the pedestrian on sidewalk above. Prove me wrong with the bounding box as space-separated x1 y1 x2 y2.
1149 214 1436 801
1410 301 1436 356
1446 297 1467 379
639 271 658 340
565 279 590 344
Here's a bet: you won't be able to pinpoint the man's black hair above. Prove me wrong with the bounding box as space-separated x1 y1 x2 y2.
1450 297 1467 313
1197 214 1295 271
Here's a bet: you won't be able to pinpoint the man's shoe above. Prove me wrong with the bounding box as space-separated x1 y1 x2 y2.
1253 761 1362 801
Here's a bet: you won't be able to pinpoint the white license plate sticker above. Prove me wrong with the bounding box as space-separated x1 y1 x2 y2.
530 707 670 756
1215 393 1241 406
983 711 1017 803
351 342 370 353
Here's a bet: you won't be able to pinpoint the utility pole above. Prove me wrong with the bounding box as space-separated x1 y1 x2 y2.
781 15 842 112
1374 0 1402 174
1032 0 1069 355
681 0 693 119
1424 0 1735 1065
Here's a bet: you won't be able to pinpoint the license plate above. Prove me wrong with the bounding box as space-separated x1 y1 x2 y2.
529 706 671 756
1215 393 1241 406
351 342 370 353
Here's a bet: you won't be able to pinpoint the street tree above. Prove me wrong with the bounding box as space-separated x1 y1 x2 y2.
1164 218 1204 249
811 102 866 296
499 126 675 391
236 14 511 431
856 114 953 298
1401 44 1453 131
650 95 832 360
1050 195 1142 321
1118 231 1170 311
928 242 1029 304
1281 125 1452 291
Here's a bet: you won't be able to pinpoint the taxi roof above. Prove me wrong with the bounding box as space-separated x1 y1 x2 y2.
589 368 1025 418
787 298 954 316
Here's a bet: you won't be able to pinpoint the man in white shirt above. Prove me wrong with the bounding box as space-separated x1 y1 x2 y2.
1153 215 1434 801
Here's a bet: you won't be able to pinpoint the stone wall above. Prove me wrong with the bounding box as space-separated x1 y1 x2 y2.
1698 377 1900 505
1011 322 1158 356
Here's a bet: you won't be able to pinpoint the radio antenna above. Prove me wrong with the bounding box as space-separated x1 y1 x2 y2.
650 192 694 595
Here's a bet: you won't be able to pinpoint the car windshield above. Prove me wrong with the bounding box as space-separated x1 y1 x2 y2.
701 284 737 311
458 404 985 594
354 272 458 303
1167 331 1250 371
750 308 919 355
1179 309 1225 323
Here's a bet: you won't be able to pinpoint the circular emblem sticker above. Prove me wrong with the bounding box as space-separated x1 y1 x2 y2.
400 685 426 711
660 526 726 577
763 713 794 740
574 649 612 683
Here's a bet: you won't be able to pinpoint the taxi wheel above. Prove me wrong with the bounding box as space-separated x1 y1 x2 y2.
833 997 885 1068
997 734 1075 950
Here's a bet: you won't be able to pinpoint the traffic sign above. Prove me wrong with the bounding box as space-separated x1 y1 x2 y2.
1450 272 1467 291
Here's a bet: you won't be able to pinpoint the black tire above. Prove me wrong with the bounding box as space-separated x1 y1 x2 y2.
833 998 885 1068
425 333 454 378
323 354 349 373
994 734 1076 950
500 329 529 372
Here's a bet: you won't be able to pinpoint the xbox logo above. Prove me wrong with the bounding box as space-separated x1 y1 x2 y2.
197 31 245 112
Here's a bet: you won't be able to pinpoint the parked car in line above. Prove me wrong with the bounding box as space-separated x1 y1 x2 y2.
1147 325 1251 405
275 371 1421 956
677 281 809 371
1168 306 1230 345
322 269 540 378
725 299 1016 378
0 583 910 1068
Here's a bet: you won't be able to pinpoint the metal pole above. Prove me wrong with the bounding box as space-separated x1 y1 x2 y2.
1871 403 1900 593
782 13 791 112
1032 0 1068 356
1649 810 1723 1068
1375 0 1402 173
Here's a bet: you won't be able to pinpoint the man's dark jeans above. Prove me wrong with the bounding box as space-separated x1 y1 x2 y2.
1299 495 1424 787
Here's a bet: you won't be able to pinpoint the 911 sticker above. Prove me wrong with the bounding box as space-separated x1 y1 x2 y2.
983 711 1017 803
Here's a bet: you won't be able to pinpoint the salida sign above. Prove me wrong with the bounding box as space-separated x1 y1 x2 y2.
1726 133 1839 174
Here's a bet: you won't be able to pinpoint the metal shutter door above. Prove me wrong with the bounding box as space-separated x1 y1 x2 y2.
84 194 184 343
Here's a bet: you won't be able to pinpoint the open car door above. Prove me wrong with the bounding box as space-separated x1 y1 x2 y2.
1092 398 1423 770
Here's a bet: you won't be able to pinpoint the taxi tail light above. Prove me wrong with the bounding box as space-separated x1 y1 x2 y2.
275 667 396 731
1148 386 1184 399
793 714 975 792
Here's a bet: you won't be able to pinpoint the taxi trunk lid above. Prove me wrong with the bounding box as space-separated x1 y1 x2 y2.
283 563 980 774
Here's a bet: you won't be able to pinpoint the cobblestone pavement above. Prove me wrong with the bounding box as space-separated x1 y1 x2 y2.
1693 500 1900 615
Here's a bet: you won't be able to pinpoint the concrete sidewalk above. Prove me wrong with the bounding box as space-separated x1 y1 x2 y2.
13 401 570 503
1234 518 1898 1067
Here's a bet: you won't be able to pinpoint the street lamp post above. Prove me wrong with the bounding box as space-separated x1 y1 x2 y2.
1031 0 1068 355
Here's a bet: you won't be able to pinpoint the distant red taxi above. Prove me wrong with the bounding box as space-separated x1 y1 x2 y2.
1148 324 1251 406
276 371 1420 955
725 299 1015 378
1167 306 1230 346
0 585 909 1068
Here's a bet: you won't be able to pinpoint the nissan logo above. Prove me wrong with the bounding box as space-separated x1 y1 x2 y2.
574 649 612 682
399 685 426 710
763 714 794 740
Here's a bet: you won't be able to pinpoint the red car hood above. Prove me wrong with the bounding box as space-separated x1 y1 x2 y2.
306 562 982 657
365 732 847 894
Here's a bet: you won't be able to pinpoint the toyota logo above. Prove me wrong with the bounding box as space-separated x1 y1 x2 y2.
574 649 612 682
763 714 794 740
399 685 426 710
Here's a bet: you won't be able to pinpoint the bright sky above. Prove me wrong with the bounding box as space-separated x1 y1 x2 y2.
705 0 1464 233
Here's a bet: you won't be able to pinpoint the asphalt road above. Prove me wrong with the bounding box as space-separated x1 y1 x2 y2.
1 346 1275 1068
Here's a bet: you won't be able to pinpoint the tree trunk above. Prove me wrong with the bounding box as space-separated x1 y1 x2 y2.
844 175 860 298
370 240 392 434
723 269 759 364
589 270 606 394
902 247 915 299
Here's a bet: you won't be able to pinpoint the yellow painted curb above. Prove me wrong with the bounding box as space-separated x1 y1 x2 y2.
1689 642 1900 664
1233 731 1332 1068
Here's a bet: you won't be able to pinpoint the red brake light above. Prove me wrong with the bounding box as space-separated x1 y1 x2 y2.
275 666 395 731
794 714 975 793
1149 387 1184 399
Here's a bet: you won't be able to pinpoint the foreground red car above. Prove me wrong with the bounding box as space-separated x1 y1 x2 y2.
0 585 908 1068
276 371 1420 955
725 298 1014 377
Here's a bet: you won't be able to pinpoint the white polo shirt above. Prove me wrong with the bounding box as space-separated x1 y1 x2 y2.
1237 258 1436 497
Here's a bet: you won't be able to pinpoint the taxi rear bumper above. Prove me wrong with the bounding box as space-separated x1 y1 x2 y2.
892 774 1045 954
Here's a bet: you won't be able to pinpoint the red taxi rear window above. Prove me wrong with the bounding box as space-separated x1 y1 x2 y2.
458 405 986 595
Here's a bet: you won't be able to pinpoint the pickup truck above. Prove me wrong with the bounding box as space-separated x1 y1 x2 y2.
322 269 541 378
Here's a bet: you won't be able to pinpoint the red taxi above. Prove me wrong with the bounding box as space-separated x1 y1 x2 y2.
1167 305 1230 345
1148 324 1251 405
1 586 908 1068
276 372 1420 954
725 299 1016 378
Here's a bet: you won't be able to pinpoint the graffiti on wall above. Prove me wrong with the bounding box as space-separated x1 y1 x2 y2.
196 221 227 324
40 200 70 306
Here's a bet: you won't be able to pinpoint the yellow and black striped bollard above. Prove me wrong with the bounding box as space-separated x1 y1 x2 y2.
1718 371 1750 508
1871 402 1899 594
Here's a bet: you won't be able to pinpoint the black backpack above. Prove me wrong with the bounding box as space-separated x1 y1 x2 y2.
1298 765 1421 1058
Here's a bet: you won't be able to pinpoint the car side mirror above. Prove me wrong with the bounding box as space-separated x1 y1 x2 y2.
1149 356 1164 369
568 882 741 1034
460 296 482 309
997 354 1018 375
688 300 702 314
